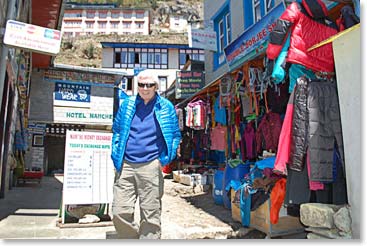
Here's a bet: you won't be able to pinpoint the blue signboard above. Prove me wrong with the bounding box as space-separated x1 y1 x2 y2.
55 82 91 103
224 2 286 71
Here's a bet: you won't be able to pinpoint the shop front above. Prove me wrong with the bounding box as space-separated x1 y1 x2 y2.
173 0 358 238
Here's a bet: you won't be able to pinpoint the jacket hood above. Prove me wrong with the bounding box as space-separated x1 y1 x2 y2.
302 0 328 19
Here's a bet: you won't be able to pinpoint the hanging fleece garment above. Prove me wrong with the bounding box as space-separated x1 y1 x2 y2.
255 112 282 154
176 108 184 131
192 101 205 129
210 125 227 151
243 121 256 160
185 106 193 128
214 96 227 125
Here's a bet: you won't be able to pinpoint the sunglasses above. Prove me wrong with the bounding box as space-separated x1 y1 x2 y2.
138 83 155 88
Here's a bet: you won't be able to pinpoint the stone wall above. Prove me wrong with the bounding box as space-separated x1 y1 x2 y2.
300 203 352 239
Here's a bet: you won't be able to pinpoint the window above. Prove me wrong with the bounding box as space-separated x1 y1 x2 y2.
86 12 95 19
219 19 224 52
98 22 106 29
123 12 132 19
86 22 94 28
123 21 131 29
110 21 119 29
253 0 261 23
32 134 44 147
64 12 82 18
178 49 205 69
111 11 120 19
226 13 231 44
135 21 144 29
212 4 231 69
99 11 107 19
115 52 121 63
136 11 145 19
114 47 168 69
158 76 167 92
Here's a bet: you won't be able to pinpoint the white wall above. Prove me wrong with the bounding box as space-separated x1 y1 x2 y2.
168 48 179 69
203 0 245 85
332 25 360 239
102 48 114 68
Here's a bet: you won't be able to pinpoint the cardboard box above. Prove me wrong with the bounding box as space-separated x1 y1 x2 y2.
249 198 305 238
231 189 304 238
231 189 242 223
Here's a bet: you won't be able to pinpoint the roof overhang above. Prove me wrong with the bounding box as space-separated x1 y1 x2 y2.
31 0 63 69
101 42 191 49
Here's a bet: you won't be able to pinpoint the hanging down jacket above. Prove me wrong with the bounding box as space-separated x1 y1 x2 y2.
266 0 338 73
111 94 182 172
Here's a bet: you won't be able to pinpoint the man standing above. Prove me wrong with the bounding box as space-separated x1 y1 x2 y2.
111 70 181 239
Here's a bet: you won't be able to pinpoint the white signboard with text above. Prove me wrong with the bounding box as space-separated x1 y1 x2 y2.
62 130 115 207
4 20 61 55
188 28 217 51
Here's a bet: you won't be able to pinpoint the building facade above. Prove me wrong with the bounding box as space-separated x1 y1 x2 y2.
202 0 359 239
101 42 205 96
61 3 150 37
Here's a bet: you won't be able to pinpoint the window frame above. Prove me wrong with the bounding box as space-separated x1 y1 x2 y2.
114 47 169 69
212 2 231 70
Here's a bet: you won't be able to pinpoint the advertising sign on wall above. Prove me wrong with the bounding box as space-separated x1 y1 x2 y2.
175 71 204 99
189 28 217 51
4 20 61 55
62 130 115 223
224 2 285 71
54 82 91 107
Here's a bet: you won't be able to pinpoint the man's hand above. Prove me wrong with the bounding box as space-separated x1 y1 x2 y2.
176 145 181 158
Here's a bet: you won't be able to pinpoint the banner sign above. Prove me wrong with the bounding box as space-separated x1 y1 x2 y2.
175 71 204 99
224 2 286 71
4 20 61 55
54 82 91 104
189 28 217 51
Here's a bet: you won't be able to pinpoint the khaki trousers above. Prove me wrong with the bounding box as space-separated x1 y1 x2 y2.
112 159 164 239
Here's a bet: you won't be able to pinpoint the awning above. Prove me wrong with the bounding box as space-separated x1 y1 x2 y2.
31 0 63 68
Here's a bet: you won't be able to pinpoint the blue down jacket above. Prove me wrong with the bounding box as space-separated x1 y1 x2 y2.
111 94 182 172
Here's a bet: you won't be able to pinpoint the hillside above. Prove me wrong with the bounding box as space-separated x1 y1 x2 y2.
54 0 203 68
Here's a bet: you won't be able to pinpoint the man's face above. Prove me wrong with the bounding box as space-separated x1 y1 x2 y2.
137 76 157 103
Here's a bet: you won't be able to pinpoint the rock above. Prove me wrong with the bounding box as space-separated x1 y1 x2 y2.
307 233 329 239
306 227 340 239
300 203 341 228
66 204 100 219
338 230 353 239
333 206 352 233
78 214 101 224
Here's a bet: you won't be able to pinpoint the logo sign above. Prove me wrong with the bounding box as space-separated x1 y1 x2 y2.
175 71 204 99
224 2 286 71
4 20 61 55
189 28 217 51
55 82 91 103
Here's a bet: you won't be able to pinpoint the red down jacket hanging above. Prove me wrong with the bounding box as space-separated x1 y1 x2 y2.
266 0 339 73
